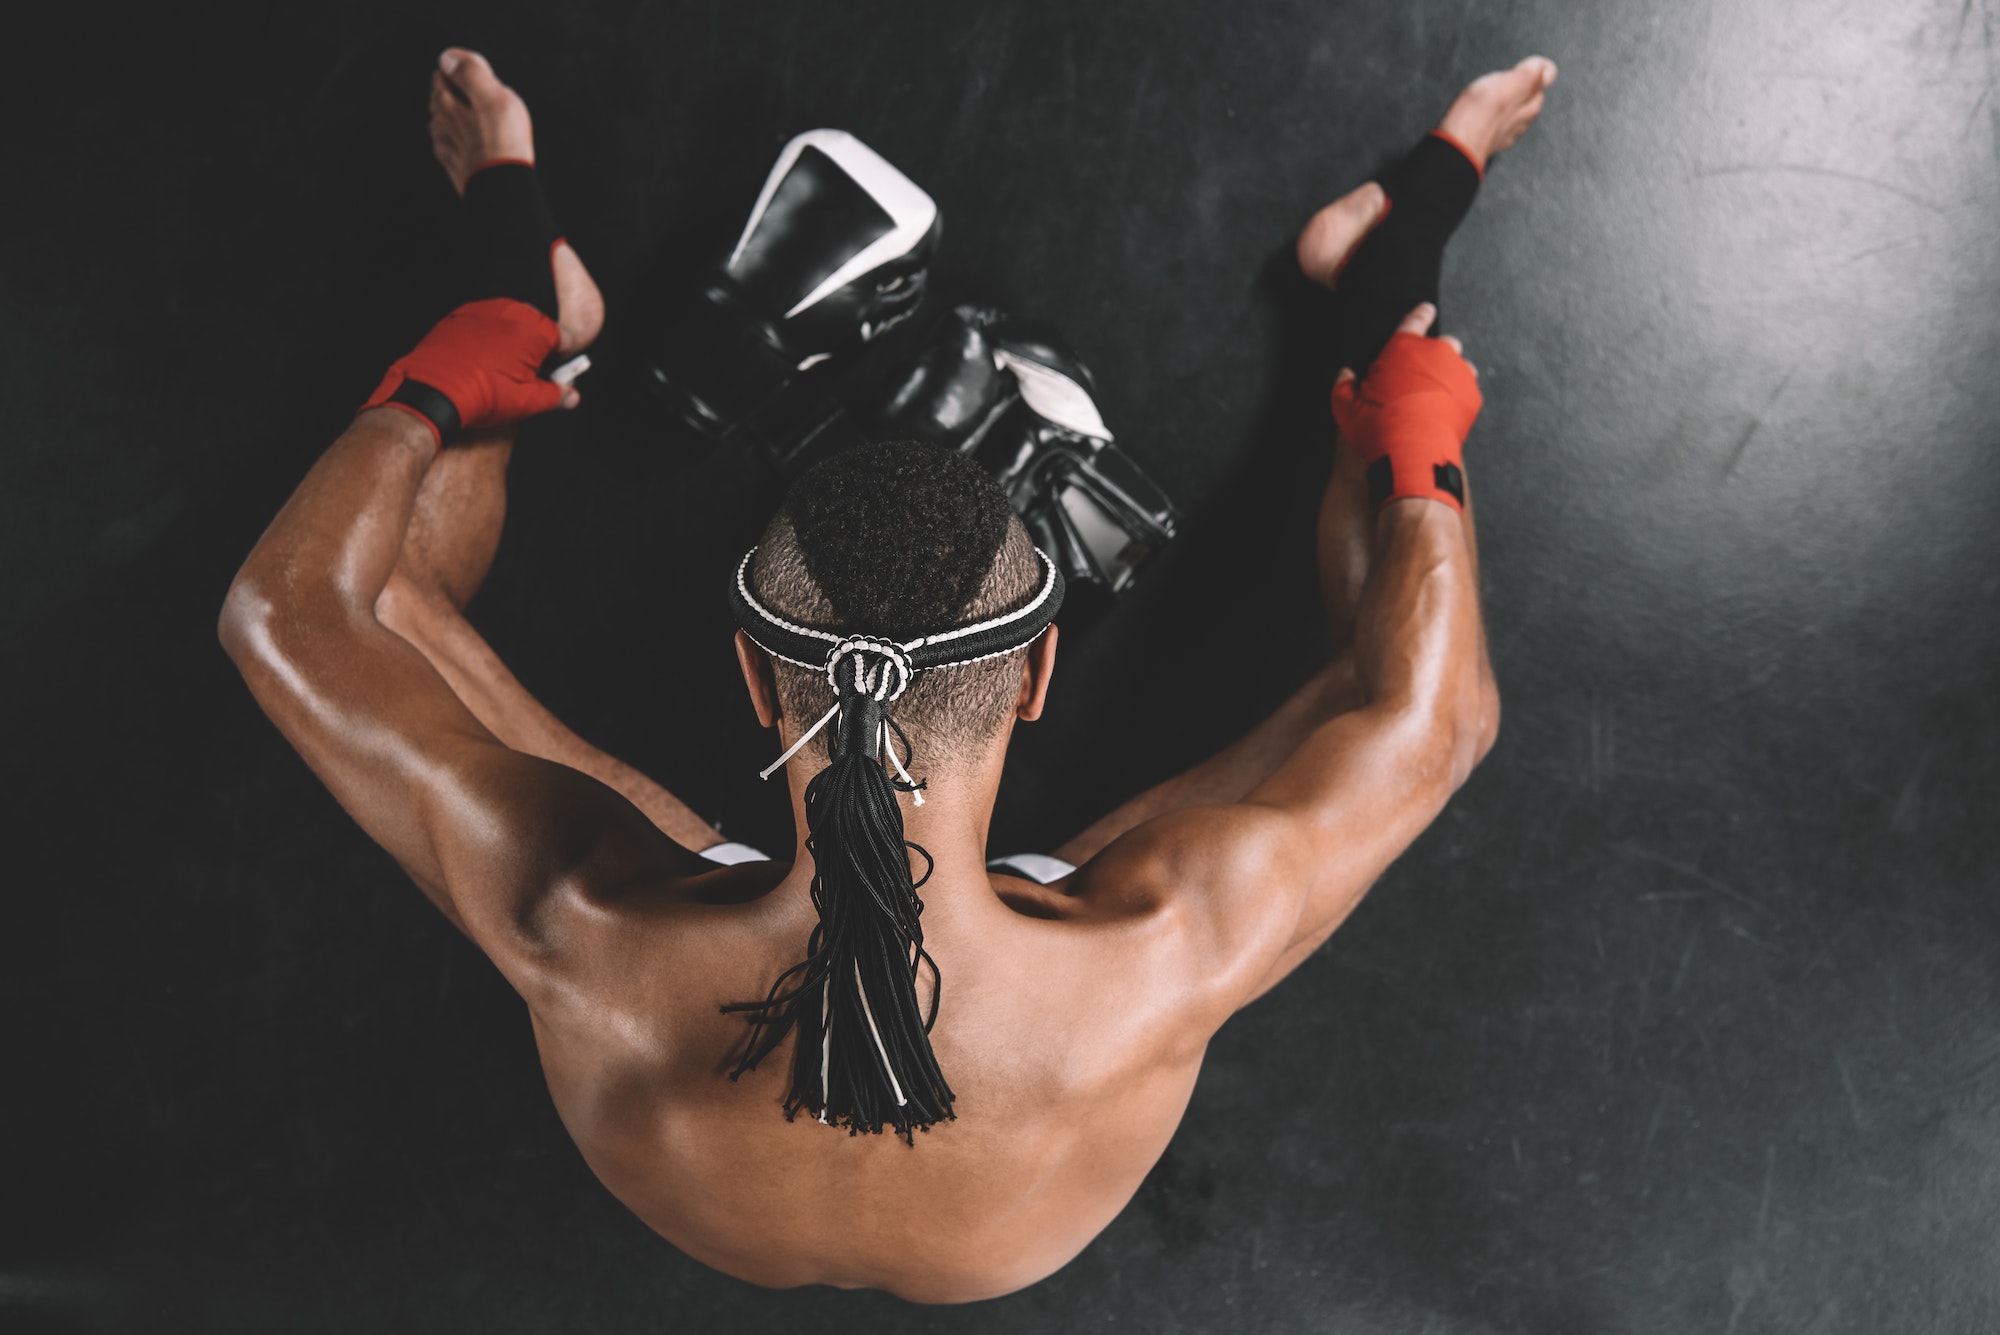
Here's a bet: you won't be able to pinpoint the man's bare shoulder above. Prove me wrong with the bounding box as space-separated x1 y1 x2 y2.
512 857 800 1027
1069 802 1302 913
1038 803 1311 1023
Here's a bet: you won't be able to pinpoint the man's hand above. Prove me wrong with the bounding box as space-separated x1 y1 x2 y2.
364 297 579 448
1332 302 1482 512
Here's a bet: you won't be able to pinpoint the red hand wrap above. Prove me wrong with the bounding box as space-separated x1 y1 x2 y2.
362 298 565 448
1331 331 1483 512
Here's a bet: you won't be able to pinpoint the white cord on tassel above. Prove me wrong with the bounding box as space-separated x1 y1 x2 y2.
759 700 841 781
853 962 908 1108
880 721 925 806
756 650 925 807
818 975 833 1125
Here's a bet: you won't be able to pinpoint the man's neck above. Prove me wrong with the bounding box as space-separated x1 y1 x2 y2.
776 742 1010 896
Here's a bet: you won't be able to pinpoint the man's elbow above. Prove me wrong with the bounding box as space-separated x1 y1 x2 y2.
1445 681 1500 787
218 572 275 670
1471 678 1501 768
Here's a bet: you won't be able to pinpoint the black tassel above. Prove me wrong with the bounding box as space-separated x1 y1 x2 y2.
723 675 953 1141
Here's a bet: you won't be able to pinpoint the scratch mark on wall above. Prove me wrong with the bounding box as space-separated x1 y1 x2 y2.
1720 362 1798 480
1691 163 1943 213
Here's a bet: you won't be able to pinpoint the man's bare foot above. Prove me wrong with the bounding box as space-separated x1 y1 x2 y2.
1296 182 1388 290
545 241 605 357
1435 55 1558 173
428 48 605 356
1295 55 1556 289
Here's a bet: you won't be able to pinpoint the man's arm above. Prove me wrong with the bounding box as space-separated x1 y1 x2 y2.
219 408 706 989
370 422 727 853
1077 306 1496 1016
1051 488 1497 854
376 570 727 851
1053 329 1499 869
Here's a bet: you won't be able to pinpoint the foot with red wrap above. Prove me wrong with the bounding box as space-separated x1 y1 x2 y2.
1331 303 1482 513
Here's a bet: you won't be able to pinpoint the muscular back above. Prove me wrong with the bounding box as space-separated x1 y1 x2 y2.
223 311 1492 1306
525 856 1224 1304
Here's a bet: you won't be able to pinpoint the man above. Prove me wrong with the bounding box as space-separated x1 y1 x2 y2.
222 47 1551 1302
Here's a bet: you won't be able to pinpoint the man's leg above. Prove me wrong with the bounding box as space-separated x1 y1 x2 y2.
375 49 724 853
390 46 599 610
1300 55 1557 376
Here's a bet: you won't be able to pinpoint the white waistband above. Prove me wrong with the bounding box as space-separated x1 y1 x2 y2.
700 841 1076 886
699 840 773 866
984 852 1077 885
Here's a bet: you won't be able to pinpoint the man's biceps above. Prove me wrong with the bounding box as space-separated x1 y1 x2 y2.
1242 774 1434 911
410 745 575 867
1260 715 1454 821
1253 710 1391 797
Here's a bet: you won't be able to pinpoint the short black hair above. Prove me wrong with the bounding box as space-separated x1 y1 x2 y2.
751 440 1042 760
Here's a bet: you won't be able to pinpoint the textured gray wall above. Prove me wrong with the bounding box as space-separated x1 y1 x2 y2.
3 1 1997 1331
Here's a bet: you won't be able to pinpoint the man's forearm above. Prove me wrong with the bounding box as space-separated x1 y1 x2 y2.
226 409 436 633
1353 498 1491 778
377 576 726 851
1052 657 1365 865
1056 460 1475 864
218 408 534 902
362 409 723 853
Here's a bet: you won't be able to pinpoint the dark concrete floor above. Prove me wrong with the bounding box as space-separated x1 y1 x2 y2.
5 0 1999 1331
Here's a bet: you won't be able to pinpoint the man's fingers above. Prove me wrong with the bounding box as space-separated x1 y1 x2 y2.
1397 302 1437 337
1330 367 1358 419
561 386 582 410
1436 333 1477 377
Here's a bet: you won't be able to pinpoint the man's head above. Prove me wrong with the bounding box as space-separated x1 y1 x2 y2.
726 439 1060 1136
735 439 1056 772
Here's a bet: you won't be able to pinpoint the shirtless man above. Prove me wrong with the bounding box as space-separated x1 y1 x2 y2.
221 48 1553 1302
